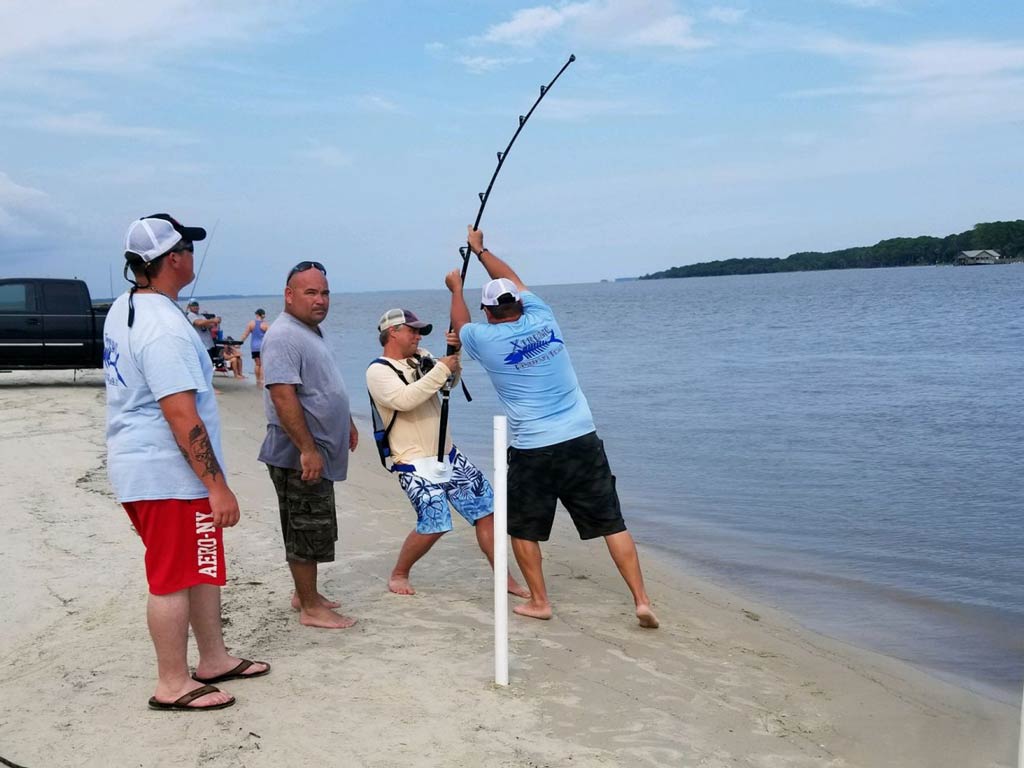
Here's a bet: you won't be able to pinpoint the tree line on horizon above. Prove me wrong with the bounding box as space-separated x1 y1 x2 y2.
639 220 1024 280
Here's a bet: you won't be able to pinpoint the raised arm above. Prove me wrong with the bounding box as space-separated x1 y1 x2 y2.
446 270 471 335
467 226 528 292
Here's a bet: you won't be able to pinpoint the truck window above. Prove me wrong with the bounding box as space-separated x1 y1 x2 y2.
42 282 87 313
0 283 36 312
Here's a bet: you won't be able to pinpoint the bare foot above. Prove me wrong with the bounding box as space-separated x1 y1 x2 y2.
513 601 552 620
299 605 357 629
507 576 531 599
290 591 341 611
637 604 660 629
388 575 416 595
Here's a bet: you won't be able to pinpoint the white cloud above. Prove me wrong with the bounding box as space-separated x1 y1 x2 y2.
0 1 301 70
296 142 352 170
458 55 533 74
483 6 583 47
0 171 78 258
480 0 710 51
0 171 48 233
29 111 190 142
358 95 402 113
706 6 746 25
829 0 901 8
794 36 1024 124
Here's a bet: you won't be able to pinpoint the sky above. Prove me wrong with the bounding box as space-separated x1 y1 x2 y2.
1 0 1021 297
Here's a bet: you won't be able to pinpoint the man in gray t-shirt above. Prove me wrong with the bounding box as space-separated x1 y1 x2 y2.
186 299 218 352
258 261 359 630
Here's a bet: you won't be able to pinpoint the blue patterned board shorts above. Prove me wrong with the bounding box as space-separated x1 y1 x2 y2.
397 447 494 535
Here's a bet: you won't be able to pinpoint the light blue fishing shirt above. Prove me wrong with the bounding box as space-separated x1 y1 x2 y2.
459 292 594 449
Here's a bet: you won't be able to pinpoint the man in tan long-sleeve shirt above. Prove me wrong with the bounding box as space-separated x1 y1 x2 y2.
367 308 529 598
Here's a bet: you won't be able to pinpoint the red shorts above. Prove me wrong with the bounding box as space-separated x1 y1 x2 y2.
123 498 227 595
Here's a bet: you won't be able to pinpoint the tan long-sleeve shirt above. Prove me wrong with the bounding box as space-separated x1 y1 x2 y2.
366 351 457 465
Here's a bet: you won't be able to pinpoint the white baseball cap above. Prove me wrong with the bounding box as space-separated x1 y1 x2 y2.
124 213 206 262
480 278 521 307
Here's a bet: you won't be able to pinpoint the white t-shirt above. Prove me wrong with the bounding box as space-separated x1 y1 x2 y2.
103 291 225 502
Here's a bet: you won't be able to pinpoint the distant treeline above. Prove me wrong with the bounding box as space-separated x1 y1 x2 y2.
640 220 1024 280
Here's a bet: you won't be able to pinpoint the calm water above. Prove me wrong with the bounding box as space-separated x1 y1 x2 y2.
208 264 1024 702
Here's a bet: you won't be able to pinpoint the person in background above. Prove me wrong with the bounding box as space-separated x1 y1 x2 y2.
258 261 359 629
446 226 659 629
103 213 269 712
208 314 244 379
367 308 529 598
186 299 218 360
239 308 269 386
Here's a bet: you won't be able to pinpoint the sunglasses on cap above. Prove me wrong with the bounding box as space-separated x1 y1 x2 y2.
172 241 194 253
287 260 327 281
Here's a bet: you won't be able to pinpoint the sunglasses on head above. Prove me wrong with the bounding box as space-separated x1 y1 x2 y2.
287 260 327 281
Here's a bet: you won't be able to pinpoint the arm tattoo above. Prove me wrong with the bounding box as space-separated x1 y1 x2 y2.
187 424 222 481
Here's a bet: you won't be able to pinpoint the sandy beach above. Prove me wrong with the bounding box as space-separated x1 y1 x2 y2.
0 369 1017 768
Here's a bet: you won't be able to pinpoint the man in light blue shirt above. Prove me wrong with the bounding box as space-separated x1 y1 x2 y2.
448 227 658 629
105 213 269 712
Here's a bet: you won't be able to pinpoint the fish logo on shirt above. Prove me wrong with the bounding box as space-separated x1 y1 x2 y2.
103 335 127 387
503 329 563 365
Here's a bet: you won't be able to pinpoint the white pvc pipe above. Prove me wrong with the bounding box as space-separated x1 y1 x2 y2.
1018 680 1023 768
493 415 509 686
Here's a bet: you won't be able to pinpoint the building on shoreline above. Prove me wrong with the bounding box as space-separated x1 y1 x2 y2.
955 249 1001 265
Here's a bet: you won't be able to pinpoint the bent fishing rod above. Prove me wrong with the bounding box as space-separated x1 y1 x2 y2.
436 53 576 463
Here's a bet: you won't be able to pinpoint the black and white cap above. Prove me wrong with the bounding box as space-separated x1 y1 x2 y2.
124 213 206 262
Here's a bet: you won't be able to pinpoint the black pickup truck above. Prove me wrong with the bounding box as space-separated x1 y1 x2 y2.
0 278 110 370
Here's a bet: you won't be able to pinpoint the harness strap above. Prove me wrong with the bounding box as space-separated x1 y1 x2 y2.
368 358 409 471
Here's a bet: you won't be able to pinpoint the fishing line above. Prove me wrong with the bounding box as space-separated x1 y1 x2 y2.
187 218 219 304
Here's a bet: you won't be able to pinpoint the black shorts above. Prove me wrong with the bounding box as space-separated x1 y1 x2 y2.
251 350 261 360
507 431 626 542
267 465 338 563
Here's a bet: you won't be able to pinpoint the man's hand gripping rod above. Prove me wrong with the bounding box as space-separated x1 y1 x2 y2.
436 54 576 463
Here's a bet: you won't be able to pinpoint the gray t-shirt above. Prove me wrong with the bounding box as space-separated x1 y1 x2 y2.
186 310 215 350
258 311 351 481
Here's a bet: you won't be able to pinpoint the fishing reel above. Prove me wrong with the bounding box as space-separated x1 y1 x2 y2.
410 354 436 379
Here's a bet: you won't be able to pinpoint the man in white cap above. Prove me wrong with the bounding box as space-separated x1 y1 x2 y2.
367 309 529 597
103 214 269 712
446 226 659 629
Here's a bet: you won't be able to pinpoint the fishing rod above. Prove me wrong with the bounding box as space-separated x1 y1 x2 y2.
187 219 219 304
436 54 576 463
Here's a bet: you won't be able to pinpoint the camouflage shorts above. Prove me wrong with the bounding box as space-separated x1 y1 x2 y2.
267 465 338 563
